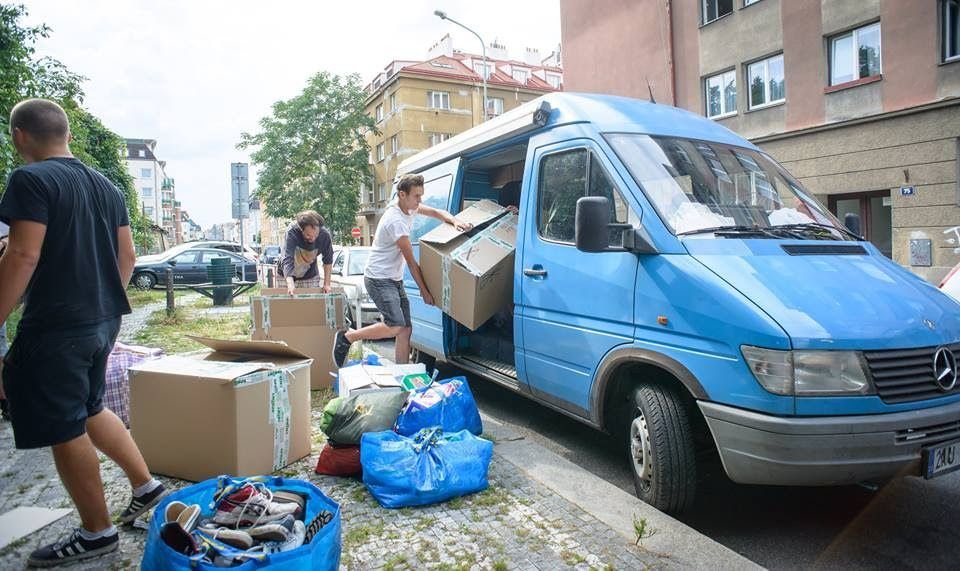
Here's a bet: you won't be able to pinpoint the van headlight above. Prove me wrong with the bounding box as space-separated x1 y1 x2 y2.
741 346 873 396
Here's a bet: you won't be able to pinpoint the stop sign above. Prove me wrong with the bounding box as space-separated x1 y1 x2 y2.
351 227 361 238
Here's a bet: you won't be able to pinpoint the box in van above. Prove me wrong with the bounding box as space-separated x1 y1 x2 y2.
396 93 960 514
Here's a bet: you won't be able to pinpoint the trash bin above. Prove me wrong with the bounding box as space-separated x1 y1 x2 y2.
207 257 234 306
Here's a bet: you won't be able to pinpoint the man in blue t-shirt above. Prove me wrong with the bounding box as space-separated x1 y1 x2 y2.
0 99 169 567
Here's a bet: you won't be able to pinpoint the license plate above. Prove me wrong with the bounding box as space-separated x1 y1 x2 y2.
922 439 960 479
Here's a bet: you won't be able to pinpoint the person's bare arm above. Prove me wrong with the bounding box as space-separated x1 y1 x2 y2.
397 236 433 306
0 220 45 324
417 204 473 232
322 263 332 294
117 225 137 287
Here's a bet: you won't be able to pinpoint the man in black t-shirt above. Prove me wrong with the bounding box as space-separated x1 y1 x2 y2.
0 99 169 567
280 209 334 295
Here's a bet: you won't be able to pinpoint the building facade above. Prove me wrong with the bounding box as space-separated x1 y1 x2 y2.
125 138 181 248
560 0 960 283
357 35 563 244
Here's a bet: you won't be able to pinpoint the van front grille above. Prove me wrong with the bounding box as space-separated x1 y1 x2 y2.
863 343 960 404
896 419 960 446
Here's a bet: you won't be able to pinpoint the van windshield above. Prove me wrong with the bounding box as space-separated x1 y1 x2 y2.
606 134 849 239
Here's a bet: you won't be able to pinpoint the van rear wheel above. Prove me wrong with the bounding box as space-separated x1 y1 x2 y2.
624 384 697 513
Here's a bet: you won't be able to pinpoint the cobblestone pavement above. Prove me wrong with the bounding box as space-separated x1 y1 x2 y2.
0 305 668 570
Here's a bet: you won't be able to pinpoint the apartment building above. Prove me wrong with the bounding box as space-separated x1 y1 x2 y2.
357 35 563 244
125 138 180 246
560 0 960 283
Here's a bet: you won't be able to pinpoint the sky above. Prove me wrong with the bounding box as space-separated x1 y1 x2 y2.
22 0 561 229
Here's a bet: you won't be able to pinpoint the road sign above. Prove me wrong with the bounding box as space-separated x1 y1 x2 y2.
351 227 362 238
231 163 249 219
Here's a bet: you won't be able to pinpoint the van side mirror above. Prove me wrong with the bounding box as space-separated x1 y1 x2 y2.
575 196 657 254
843 213 862 237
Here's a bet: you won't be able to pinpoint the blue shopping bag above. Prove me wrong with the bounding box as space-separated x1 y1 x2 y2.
394 376 483 437
141 476 341 571
361 428 493 509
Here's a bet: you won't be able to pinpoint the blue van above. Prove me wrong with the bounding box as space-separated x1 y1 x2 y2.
394 93 960 513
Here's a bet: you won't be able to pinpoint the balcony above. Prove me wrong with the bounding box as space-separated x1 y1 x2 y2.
358 202 377 216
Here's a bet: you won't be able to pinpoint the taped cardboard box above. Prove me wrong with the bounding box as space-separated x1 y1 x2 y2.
420 206 517 330
250 288 346 388
128 337 312 482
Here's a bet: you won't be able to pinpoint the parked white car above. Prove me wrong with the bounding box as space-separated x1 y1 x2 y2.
330 247 381 327
940 262 960 303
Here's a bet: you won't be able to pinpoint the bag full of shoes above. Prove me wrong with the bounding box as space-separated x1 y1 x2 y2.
141 475 340 570
361 427 493 509
324 390 409 446
394 376 483 437
314 443 361 477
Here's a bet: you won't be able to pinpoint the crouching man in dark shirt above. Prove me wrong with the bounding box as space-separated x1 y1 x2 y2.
0 99 169 567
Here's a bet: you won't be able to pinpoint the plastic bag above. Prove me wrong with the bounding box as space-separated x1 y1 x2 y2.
314 444 361 477
394 377 482 437
361 428 493 508
141 475 340 571
325 390 409 446
319 398 343 434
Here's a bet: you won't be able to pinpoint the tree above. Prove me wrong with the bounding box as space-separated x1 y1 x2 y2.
0 4 152 249
238 71 375 241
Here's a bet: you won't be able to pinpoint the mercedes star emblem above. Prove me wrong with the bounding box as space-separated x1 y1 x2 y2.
932 347 958 392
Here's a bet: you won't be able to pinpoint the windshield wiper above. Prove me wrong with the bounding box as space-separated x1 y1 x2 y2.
677 225 779 238
770 222 861 240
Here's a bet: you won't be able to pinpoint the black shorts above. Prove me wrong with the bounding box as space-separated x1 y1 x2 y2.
364 277 411 328
1 318 121 449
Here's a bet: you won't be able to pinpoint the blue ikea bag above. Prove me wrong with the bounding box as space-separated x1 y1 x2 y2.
361 428 493 508
394 376 483 436
141 475 341 571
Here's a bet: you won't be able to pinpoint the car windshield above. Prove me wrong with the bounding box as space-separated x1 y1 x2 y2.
347 249 370 275
605 134 847 239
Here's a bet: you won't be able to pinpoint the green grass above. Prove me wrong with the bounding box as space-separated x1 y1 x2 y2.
125 287 169 308
132 308 251 353
4 305 20 344
188 284 261 309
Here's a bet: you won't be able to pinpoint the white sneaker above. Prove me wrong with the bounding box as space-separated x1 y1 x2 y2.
264 520 306 554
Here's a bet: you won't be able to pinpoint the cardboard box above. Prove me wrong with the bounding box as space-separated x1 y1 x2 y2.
128 337 312 482
336 364 403 396
250 288 346 388
420 204 517 330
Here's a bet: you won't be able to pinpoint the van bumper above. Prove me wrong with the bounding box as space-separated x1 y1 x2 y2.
699 399 960 486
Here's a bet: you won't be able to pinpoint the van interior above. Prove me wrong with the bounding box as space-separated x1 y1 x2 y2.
450 143 528 379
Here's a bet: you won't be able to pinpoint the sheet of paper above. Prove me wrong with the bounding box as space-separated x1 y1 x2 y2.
0 507 73 549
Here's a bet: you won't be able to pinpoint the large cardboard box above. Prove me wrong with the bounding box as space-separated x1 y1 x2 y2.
250 288 346 388
128 337 312 482
420 202 517 330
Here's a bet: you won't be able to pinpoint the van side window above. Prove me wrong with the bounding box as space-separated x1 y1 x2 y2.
538 149 631 246
410 173 453 243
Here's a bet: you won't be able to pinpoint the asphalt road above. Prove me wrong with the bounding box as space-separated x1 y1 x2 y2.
438 363 960 570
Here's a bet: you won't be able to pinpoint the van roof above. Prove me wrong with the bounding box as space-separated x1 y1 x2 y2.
396 92 760 178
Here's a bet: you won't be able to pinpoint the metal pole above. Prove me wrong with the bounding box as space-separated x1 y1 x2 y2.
434 11 488 123
165 267 175 317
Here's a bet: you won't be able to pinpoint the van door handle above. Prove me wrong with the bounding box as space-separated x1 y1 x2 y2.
523 267 547 277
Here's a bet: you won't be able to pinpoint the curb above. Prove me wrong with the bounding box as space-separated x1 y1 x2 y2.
483 414 763 570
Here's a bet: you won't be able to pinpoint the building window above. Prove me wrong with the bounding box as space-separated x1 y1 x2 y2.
142 187 153 198
545 74 561 89
512 68 529 83
137 149 145 158
486 97 504 117
944 0 960 62
144 206 154 217
366 185 374 203
830 22 882 85
429 133 451 147
375 104 383 122
427 91 450 109
376 143 385 162
378 183 386 201
705 69 737 118
389 93 398 112
702 0 733 24
747 54 785 109
390 135 398 154
473 61 493 78
141 168 152 178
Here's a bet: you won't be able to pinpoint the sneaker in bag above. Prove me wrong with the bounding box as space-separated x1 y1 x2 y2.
332 330 351 368
264 520 306 554
248 514 295 542
211 483 300 527
27 528 119 567
196 524 254 550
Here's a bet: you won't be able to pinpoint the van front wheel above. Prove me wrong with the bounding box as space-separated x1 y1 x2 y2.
625 384 697 513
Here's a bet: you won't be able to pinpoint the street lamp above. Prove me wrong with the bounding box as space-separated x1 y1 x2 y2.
434 9 488 123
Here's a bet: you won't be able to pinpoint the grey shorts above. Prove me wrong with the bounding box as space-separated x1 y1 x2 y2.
365 277 411 328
